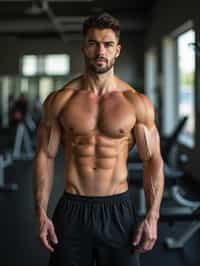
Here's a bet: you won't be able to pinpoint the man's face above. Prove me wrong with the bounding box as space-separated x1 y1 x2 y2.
82 28 121 74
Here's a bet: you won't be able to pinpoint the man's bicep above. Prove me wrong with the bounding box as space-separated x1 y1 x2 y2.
35 119 61 158
133 123 161 162
35 122 46 152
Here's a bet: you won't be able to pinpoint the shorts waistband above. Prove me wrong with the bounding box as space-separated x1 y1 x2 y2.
62 190 131 204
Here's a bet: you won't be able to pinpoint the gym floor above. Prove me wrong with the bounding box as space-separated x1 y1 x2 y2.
0 150 200 266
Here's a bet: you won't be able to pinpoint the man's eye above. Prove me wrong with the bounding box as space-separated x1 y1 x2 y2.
105 43 113 47
88 42 96 46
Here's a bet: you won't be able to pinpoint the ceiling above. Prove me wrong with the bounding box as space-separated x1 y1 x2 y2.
0 0 157 41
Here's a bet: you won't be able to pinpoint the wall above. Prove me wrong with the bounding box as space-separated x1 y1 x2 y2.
0 31 144 87
146 0 200 182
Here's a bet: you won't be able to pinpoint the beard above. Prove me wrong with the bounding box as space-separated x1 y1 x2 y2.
84 55 116 74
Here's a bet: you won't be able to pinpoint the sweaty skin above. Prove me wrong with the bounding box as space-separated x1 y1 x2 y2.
33 27 164 254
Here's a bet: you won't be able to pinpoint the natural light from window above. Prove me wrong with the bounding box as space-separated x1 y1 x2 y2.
22 54 70 76
177 29 195 146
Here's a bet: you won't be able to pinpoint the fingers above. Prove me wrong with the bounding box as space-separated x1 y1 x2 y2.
133 220 157 253
40 231 54 253
38 219 58 253
135 237 156 253
133 222 144 246
49 223 58 244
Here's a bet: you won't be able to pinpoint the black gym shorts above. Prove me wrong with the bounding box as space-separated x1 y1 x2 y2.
48 190 140 266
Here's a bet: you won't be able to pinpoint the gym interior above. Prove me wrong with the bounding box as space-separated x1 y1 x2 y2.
0 1 200 266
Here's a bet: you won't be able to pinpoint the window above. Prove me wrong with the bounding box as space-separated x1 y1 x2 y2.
144 49 158 106
22 55 37 76
177 29 195 146
44 55 70 75
21 54 70 76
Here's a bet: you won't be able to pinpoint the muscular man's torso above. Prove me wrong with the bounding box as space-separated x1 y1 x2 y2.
51 77 138 195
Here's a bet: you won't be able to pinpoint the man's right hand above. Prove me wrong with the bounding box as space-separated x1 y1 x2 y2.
37 208 58 253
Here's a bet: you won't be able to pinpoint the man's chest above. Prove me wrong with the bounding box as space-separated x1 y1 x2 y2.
59 90 136 138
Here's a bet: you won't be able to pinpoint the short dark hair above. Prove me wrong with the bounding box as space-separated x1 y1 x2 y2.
83 12 120 41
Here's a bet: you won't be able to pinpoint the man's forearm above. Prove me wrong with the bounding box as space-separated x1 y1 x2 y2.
33 153 54 217
143 156 164 219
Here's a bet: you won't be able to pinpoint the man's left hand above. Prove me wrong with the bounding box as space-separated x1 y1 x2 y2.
132 215 158 253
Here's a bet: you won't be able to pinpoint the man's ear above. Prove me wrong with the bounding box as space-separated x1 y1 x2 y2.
115 44 121 58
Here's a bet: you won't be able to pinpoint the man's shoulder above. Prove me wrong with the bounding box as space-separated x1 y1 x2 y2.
62 75 83 91
124 90 153 109
116 78 148 106
115 77 136 93
43 76 82 118
131 93 155 127
116 77 146 104
116 78 154 125
43 78 80 120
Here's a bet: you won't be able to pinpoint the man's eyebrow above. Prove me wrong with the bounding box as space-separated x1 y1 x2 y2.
87 39 115 44
104 41 115 44
88 39 97 42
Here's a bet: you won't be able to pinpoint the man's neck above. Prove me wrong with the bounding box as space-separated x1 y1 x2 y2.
82 69 117 95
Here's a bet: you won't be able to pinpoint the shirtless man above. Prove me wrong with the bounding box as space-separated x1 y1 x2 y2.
33 12 164 266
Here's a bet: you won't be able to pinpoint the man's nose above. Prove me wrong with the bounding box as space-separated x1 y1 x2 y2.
97 44 106 56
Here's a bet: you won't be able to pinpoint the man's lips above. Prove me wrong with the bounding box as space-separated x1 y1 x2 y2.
95 58 107 63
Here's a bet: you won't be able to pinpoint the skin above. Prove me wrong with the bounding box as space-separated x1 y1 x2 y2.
33 28 164 254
